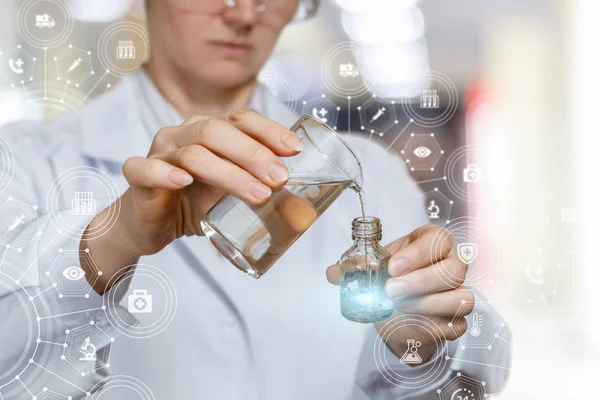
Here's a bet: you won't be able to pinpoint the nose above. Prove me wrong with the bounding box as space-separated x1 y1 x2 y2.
222 0 261 30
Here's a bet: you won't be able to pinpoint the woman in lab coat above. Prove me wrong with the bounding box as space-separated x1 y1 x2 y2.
0 0 511 399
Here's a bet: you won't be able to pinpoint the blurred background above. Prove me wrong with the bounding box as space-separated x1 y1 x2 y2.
0 0 596 398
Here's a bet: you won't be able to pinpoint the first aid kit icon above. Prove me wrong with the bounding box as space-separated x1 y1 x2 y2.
128 289 153 314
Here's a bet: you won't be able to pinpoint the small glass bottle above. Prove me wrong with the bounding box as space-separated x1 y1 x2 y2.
339 216 394 323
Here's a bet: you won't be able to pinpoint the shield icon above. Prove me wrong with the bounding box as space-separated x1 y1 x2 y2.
457 243 478 264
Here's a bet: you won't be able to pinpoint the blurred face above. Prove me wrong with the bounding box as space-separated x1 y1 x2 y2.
147 0 300 88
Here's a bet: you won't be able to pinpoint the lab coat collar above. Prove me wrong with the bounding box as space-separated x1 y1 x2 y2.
80 68 288 165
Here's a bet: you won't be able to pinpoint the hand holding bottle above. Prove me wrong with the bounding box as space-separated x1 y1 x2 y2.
326 224 473 364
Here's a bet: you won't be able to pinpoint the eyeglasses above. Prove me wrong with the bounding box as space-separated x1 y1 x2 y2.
174 0 290 15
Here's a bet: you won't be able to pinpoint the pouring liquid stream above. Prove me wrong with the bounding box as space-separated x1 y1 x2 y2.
349 182 372 288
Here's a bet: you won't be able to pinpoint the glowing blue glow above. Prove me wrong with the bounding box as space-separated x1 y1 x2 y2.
358 293 374 304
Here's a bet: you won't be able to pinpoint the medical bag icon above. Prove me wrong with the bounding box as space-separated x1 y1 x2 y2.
463 164 482 182
128 289 153 314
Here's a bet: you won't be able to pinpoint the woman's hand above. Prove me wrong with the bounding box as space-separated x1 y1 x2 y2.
82 110 303 293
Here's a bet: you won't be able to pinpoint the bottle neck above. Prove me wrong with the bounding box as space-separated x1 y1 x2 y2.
354 236 380 246
351 216 382 244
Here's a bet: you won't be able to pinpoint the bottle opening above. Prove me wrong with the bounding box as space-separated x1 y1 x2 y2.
352 216 382 240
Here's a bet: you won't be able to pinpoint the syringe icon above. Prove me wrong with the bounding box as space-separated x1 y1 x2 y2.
67 58 82 73
370 107 386 123
5 214 26 234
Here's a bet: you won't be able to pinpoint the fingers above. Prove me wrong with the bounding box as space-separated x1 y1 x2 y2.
163 112 301 187
387 225 454 277
385 257 467 298
156 145 273 205
123 156 194 190
326 262 342 285
226 109 304 155
393 289 475 318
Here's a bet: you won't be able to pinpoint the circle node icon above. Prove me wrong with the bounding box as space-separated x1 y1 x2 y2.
430 217 501 290
321 42 370 97
542 180 576 251
98 21 149 77
259 69 299 112
104 264 177 339
444 145 481 202
46 166 121 241
0 136 15 194
373 314 449 389
17 0 74 48
89 375 155 400
401 71 459 128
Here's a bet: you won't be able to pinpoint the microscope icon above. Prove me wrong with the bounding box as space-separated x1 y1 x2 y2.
427 200 440 219
78 336 97 362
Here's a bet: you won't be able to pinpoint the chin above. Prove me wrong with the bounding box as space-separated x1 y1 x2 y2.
202 61 258 89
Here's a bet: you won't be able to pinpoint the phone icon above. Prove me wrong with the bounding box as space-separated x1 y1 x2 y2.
8 58 24 74
312 107 328 123
525 264 546 286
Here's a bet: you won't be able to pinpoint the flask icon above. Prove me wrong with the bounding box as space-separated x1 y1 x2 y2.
400 339 423 364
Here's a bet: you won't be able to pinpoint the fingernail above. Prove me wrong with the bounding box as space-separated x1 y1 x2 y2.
268 161 289 183
388 258 409 276
250 181 272 201
169 170 194 187
386 280 408 298
281 132 304 152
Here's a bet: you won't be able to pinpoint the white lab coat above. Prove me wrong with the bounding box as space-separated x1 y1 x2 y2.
0 70 511 400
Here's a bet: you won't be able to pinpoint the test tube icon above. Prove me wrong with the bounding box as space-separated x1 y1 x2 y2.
71 192 96 216
116 40 136 60
420 90 440 109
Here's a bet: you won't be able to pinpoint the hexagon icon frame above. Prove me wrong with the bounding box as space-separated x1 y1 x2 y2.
0 197 40 251
0 45 37 87
54 44 94 87
64 323 112 375
302 95 340 130
401 133 444 172
437 372 487 400
357 95 398 138
451 300 505 350
512 248 562 302
424 188 454 224
36 388 69 400
48 248 100 297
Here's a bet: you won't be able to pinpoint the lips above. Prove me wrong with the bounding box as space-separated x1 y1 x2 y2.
208 41 253 54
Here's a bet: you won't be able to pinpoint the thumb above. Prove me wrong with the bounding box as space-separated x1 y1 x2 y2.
326 262 342 285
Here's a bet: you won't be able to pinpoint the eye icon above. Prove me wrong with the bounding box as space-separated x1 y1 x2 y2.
413 146 432 158
63 266 86 281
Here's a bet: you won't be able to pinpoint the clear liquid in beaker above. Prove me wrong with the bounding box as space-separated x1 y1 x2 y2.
200 176 353 278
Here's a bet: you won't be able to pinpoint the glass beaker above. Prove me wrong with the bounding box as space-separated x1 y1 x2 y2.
200 114 364 278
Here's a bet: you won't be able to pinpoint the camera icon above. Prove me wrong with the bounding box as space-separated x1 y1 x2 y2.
128 289 153 314
463 164 482 183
